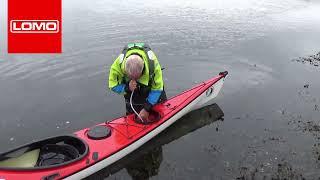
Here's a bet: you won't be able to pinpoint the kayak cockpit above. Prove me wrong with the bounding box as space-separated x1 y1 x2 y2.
0 136 88 170
133 110 162 124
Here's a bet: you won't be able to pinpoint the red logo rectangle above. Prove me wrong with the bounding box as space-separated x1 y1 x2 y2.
8 0 62 53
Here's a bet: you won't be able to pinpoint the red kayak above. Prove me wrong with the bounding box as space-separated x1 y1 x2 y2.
0 71 228 180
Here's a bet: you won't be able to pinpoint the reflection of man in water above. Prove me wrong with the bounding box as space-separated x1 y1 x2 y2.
108 43 166 122
125 147 163 180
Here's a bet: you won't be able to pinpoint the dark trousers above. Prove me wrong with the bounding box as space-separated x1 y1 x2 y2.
124 90 167 114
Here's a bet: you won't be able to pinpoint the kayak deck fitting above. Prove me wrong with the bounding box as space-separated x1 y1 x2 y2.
0 71 228 180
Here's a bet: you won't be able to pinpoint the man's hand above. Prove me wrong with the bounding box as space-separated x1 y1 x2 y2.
139 109 149 121
129 80 137 92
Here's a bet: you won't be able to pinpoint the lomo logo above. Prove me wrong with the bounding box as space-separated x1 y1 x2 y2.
10 20 59 33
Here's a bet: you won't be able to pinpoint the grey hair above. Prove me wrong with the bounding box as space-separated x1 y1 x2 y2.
125 55 144 79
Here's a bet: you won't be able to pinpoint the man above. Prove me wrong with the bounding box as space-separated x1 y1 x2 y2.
108 43 166 123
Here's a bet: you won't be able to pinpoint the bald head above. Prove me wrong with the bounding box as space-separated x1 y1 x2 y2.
125 55 144 80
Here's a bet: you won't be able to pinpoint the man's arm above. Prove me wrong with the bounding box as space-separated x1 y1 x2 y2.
108 55 127 94
144 57 164 112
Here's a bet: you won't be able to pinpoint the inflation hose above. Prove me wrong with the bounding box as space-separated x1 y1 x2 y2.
130 90 144 123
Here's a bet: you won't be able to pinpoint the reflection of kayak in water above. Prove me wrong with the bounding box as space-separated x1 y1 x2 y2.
86 103 224 180
0 71 228 180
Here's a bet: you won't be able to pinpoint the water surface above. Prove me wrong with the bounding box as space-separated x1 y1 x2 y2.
1 0 320 179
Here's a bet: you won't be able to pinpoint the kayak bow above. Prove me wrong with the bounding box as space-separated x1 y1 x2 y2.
0 71 228 180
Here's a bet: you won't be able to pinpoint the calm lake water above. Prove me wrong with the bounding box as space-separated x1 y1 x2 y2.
1 0 320 179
